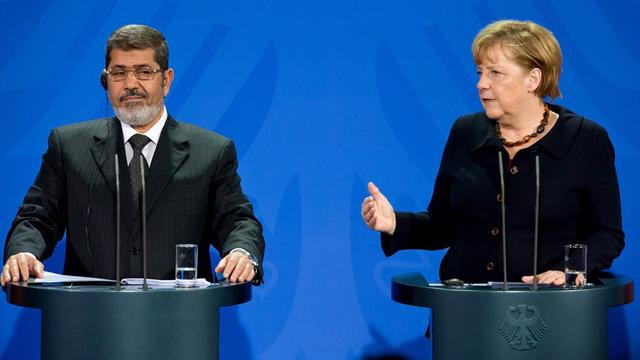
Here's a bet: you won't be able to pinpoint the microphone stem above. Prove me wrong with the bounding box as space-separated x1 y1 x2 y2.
115 154 121 291
533 155 540 291
498 151 508 291
141 155 148 291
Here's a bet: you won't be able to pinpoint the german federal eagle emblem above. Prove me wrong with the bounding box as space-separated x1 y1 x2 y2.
499 304 547 351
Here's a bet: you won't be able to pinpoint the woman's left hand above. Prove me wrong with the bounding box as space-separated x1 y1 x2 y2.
522 270 566 286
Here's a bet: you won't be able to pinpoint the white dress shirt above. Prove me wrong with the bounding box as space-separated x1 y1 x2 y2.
119 106 168 166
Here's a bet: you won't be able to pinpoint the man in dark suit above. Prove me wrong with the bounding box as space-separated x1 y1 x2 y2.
1 24 264 286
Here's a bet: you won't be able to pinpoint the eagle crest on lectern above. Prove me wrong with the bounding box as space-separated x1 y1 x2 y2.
499 304 547 351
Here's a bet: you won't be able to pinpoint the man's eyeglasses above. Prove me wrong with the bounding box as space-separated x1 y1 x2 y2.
104 66 164 82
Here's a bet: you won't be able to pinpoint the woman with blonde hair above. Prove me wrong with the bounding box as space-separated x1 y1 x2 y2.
362 20 624 285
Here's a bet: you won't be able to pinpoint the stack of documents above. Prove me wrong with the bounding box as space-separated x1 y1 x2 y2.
120 278 212 287
31 271 115 284
29 272 211 287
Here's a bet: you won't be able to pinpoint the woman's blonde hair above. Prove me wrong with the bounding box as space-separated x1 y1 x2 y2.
472 20 562 100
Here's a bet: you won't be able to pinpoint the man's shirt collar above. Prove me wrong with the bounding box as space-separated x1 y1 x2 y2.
120 106 168 145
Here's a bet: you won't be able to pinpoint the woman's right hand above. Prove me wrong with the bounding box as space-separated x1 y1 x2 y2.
361 182 396 235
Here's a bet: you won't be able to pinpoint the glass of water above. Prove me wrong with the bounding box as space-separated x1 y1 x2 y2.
564 244 587 288
175 244 198 288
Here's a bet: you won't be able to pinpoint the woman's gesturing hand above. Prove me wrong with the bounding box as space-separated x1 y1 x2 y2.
361 182 397 235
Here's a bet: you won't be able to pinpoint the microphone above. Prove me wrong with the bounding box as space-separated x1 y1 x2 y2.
497 151 508 291
140 154 149 291
85 184 96 276
497 150 543 291
114 154 121 290
532 154 541 291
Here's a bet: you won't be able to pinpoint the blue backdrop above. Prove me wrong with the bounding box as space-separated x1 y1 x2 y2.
0 1 638 359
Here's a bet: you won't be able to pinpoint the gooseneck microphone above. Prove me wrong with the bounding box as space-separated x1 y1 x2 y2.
497 151 508 291
533 154 541 291
85 184 96 276
497 150 543 291
115 154 122 290
140 154 149 291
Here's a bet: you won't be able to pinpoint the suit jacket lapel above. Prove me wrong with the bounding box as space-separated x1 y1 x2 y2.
146 116 190 215
90 118 119 192
90 117 137 233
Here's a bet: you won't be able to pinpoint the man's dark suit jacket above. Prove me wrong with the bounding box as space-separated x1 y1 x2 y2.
4 116 265 282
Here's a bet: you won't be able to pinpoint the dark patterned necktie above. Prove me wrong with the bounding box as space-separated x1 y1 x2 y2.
129 134 152 213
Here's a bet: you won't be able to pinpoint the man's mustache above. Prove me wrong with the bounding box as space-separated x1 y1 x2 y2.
119 89 147 102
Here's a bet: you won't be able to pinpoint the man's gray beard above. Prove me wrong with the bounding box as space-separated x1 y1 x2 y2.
114 102 163 126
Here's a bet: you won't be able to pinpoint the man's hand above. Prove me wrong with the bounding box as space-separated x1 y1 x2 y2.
215 251 256 283
522 270 567 286
1 252 44 286
361 182 396 235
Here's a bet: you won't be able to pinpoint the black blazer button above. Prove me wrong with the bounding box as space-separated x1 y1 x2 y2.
129 247 140 255
486 261 495 271
490 227 500 236
509 166 519 175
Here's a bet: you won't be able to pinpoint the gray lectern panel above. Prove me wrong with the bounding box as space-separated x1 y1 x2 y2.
391 273 633 360
6 281 251 360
